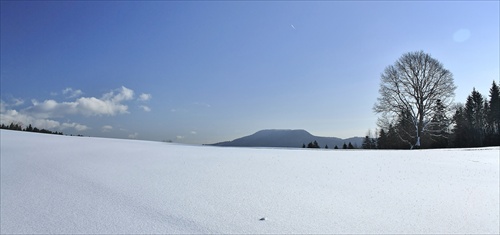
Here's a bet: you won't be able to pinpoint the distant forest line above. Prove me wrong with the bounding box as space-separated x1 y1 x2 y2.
1 123 64 135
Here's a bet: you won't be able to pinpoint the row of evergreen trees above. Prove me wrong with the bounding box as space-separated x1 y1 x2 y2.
0 122 64 135
302 141 355 149
363 81 500 149
452 83 500 147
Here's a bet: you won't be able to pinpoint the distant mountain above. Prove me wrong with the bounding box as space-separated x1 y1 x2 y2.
211 129 363 148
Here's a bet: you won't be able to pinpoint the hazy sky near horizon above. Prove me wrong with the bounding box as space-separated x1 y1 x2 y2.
1 1 499 144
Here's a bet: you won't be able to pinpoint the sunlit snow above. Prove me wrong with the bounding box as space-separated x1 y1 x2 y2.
1 130 498 234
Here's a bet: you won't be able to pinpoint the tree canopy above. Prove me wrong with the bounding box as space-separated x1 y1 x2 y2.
374 51 456 149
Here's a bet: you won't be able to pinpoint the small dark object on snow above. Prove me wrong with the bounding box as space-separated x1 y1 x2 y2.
259 217 267 221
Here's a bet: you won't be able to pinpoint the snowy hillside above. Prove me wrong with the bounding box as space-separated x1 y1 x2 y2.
1 130 499 234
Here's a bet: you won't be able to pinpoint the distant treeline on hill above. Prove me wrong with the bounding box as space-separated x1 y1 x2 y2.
302 141 355 149
0 123 64 135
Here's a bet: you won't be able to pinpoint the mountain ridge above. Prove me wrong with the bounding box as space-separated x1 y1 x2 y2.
211 129 363 148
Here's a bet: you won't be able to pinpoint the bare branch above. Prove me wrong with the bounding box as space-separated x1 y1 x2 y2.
374 51 456 147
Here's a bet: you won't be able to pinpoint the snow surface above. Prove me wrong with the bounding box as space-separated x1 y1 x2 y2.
1 130 499 234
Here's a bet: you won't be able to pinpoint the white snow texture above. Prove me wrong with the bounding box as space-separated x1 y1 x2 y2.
1 130 499 234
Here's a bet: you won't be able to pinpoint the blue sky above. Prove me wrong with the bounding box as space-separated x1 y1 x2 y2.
1 1 499 144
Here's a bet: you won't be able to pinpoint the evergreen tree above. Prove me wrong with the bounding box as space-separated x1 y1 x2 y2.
342 143 347 149
302 143 306 148
395 109 417 149
348 142 354 149
9 123 22 131
487 81 500 146
378 129 388 149
370 138 377 149
334 145 338 149
465 88 486 147
386 124 400 149
362 136 372 149
450 105 465 147
325 145 329 149
307 141 320 148
427 99 450 148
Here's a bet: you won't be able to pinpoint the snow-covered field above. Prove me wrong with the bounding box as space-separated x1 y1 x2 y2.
1 130 498 234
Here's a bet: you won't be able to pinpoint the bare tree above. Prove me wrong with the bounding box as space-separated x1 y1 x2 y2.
373 51 456 149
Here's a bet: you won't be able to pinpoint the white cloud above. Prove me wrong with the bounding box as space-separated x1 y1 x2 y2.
12 98 24 106
1 86 149 134
176 135 184 139
0 109 87 132
0 98 24 111
190 131 197 135
139 105 151 112
61 122 89 131
128 132 139 139
26 86 136 118
62 88 84 98
28 99 77 118
76 97 129 116
0 100 6 113
1 109 60 130
138 93 152 101
102 86 134 103
102 125 113 132
193 102 211 108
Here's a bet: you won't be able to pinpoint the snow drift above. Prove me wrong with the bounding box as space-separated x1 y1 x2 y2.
1 130 498 234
